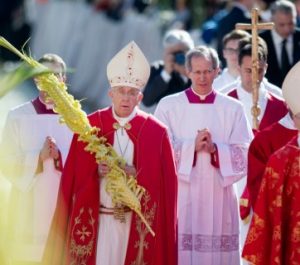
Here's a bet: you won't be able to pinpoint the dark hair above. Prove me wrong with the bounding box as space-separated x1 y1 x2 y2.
238 37 268 65
222 29 251 48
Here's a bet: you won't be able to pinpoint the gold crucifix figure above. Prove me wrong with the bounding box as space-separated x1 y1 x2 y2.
236 8 274 129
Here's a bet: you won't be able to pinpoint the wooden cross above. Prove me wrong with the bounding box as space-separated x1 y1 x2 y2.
236 8 274 130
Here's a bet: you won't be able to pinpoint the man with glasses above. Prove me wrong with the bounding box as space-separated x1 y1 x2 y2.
0 53 73 264
44 41 178 265
155 45 252 265
215 29 282 97
214 29 250 91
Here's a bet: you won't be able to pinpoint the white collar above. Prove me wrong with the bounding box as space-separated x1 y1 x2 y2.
237 80 268 100
271 30 292 46
112 106 137 126
191 87 214 100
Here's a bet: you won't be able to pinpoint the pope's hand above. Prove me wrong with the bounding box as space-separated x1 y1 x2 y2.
123 164 137 178
98 162 110 177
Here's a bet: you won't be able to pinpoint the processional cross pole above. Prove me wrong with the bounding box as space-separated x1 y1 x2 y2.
236 8 274 130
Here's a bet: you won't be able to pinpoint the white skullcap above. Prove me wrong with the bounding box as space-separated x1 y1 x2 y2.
163 29 194 49
107 41 150 90
282 61 300 115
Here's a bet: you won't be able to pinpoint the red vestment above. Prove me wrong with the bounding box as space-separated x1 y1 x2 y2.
228 89 288 220
242 136 300 265
248 122 298 208
43 107 178 265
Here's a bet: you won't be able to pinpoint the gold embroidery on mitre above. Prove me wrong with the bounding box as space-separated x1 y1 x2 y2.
70 207 96 265
109 43 146 88
131 191 157 265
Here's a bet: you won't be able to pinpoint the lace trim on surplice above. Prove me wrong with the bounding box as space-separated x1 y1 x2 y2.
179 234 239 252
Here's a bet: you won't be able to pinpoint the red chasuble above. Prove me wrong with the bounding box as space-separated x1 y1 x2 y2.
228 89 288 220
43 107 178 265
242 137 300 265
247 122 298 208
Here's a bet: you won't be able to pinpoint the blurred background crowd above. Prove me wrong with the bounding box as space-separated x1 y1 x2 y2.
2 0 299 113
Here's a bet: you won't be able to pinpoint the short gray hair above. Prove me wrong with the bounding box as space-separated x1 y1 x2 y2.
185 46 220 72
163 29 194 49
38 53 66 76
270 0 297 20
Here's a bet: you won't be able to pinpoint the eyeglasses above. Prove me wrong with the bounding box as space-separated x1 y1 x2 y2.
113 87 140 98
191 69 215 76
223 47 239 54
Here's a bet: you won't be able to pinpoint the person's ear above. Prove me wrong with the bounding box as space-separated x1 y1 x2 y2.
137 92 143 103
108 88 113 99
186 69 192 79
214 67 220 78
62 75 67 83
264 63 268 75
237 64 242 74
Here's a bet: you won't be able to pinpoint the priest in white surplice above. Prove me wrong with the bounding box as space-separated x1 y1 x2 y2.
155 46 253 265
0 54 73 263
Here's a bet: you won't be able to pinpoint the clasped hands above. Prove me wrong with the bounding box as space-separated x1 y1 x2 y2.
39 136 59 161
98 162 137 178
195 128 216 154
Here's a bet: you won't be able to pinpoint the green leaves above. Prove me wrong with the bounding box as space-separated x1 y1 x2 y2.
0 63 50 98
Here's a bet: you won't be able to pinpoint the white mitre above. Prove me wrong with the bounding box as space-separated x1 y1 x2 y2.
107 41 150 90
282 61 300 115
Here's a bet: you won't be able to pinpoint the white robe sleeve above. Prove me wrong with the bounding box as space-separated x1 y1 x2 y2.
155 100 195 182
0 113 40 192
172 138 195 181
216 104 253 187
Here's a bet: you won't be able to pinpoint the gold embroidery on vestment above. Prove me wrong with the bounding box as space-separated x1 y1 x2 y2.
131 191 157 265
70 207 96 265
113 122 132 131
